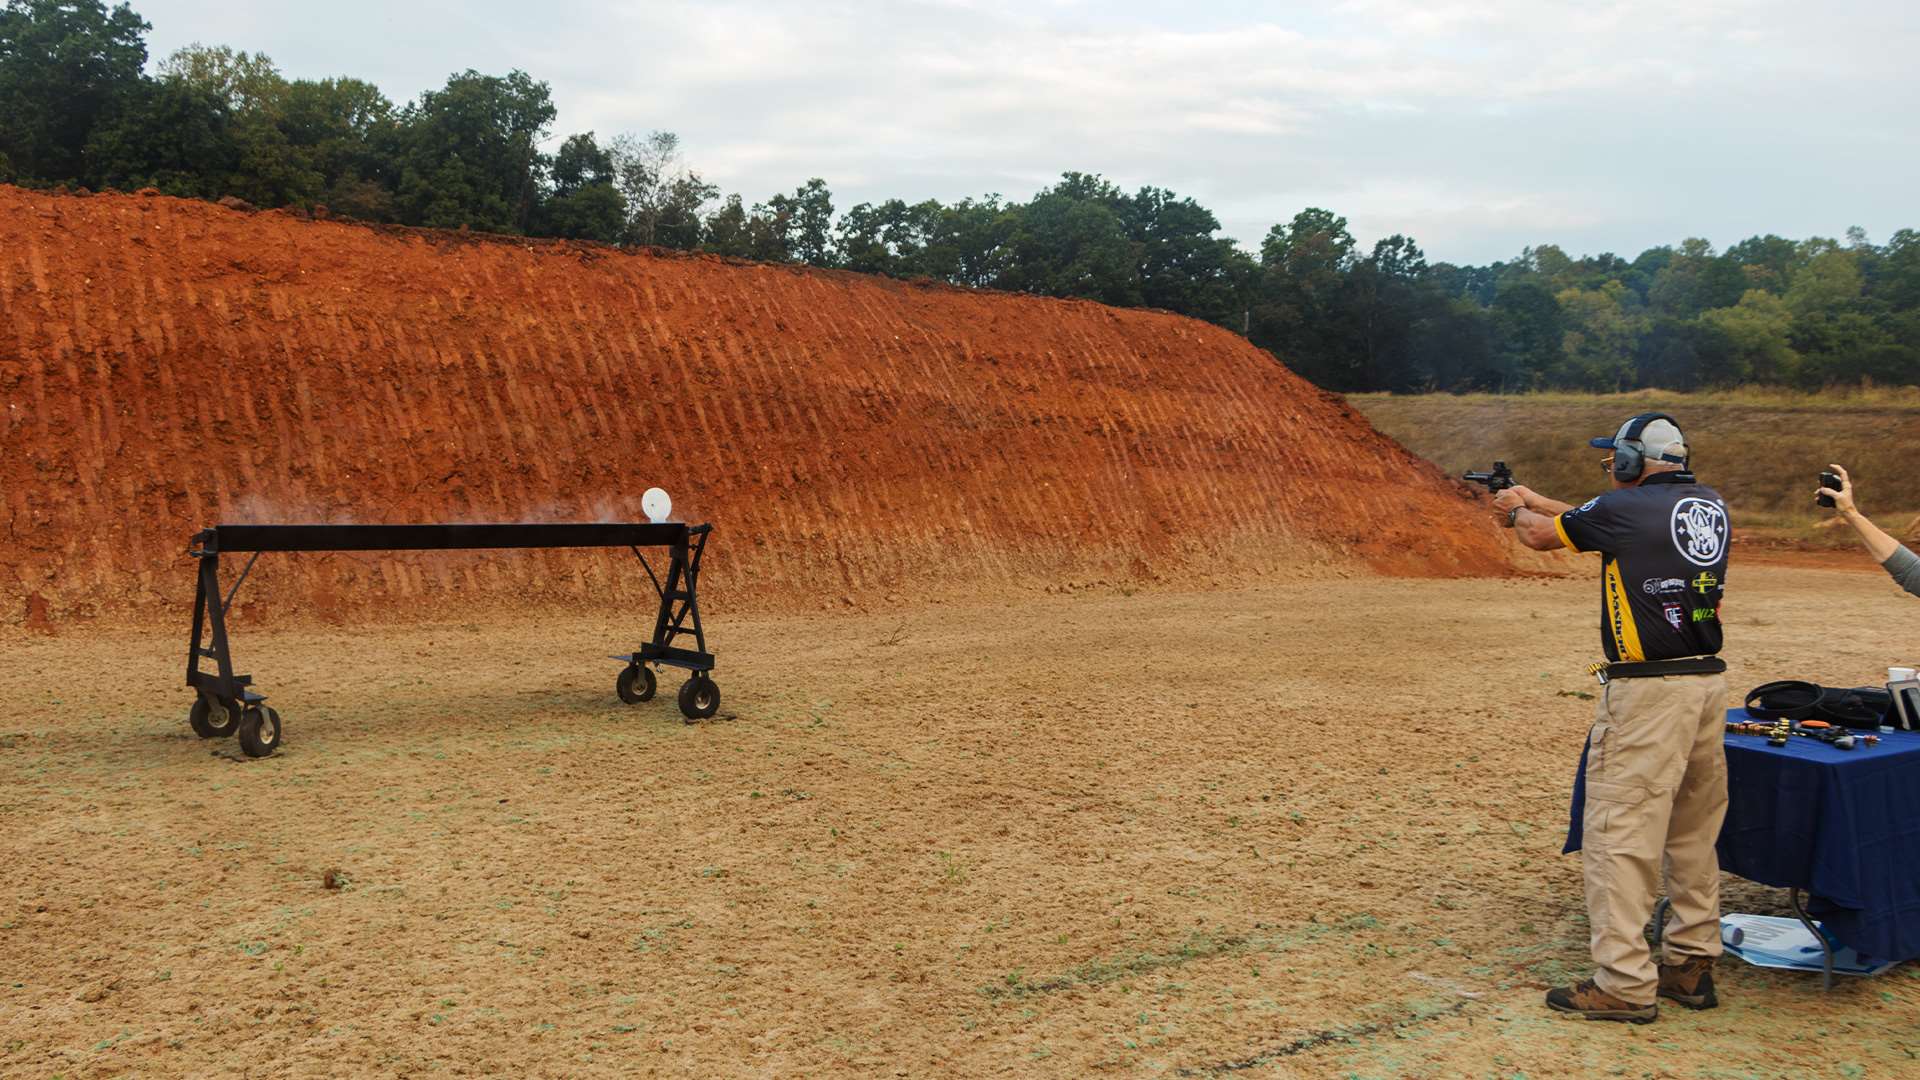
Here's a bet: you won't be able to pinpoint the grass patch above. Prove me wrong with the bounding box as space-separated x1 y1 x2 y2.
977 918 1374 1000
938 851 968 886
1177 997 1474 1075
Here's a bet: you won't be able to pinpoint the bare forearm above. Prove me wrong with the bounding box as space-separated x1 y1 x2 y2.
1522 491 1575 516
1511 508 1565 550
1843 509 1901 563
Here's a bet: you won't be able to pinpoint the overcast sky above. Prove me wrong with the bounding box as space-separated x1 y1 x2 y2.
133 0 1917 265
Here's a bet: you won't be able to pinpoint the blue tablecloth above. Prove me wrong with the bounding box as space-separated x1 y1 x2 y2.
1565 709 1920 963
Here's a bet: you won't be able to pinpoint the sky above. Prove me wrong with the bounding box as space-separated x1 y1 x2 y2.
132 0 1919 265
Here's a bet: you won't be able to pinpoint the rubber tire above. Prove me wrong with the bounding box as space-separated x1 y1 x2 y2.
677 676 720 722
189 696 239 739
616 665 656 704
237 706 281 758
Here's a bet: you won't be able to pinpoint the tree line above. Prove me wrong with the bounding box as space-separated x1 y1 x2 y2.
4 0 1916 393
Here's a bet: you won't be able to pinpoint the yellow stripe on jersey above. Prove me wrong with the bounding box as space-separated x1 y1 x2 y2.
1603 559 1645 662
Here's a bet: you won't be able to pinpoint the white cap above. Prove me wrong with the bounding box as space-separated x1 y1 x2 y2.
1592 416 1688 465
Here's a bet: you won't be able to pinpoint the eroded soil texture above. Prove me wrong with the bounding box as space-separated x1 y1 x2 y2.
0 185 1514 626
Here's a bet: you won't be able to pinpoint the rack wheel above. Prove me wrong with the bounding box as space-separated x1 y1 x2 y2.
677 676 720 722
616 664 656 704
237 706 281 758
189 696 239 739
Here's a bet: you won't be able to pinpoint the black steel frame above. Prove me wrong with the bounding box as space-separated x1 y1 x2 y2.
186 521 715 750
620 524 712 674
1650 888 1836 991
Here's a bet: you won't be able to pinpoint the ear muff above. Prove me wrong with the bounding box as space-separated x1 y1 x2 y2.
1610 412 1686 481
1611 441 1644 482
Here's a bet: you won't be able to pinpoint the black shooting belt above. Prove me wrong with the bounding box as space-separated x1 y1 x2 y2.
1601 656 1727 682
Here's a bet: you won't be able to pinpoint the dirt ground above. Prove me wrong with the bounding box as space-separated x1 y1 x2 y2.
3 558 1918 1078
1 184 1511 625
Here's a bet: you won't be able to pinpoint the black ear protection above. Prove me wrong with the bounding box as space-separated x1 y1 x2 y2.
1610 412 1688 481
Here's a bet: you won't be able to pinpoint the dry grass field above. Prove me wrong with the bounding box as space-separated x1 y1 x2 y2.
1351 389 1920 548
4 560 1918 1078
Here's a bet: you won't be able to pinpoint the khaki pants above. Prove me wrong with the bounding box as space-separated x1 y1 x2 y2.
1581 672 1729 1005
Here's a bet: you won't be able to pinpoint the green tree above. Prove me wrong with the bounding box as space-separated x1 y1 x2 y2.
1410 297 1500 391
1345 234 1428 389
701 191 808 263
1489 280 1563 390
1725 234 1798 292
83 73 234 196
1522 244 1574 287
764 177 835 266
394 68 554 233
1121 185 1257 327
920 196 1016 287
539 131 624 242
1778 248 1873 384
1628 246 1674 298
1698 289 1799 385
278 76 400 219
743 198 793 261
1793 312 1896 386
1261 207 1356 282
1783 248 1863 318
997 175 1139 305
1561 252 1642 296
1250 208 1359 386
550 131 612 191
154 41 321 206
158 42 279 111
1556 281 1647 390
836 197 944 276
1425 260 1500 306
640 169 718 249
1648 238 1747 318
0 0 150 184
702 193 752 257
608 131 715 249
1875 229 1920 311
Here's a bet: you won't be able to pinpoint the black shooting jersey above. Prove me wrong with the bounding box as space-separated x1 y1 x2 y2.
1553 473 1729 662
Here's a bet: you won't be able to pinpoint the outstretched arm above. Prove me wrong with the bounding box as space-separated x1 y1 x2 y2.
1492 488 1570 551
1511 508 1567 550
1825 464 1920 597
1507 485 1576 517
1824 464 1900 562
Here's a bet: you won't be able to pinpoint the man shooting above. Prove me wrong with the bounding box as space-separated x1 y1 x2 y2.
1491 413 1731 1024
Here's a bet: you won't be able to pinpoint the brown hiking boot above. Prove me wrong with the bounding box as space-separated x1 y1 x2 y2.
1658 955 1719 1010
1545 979 1657 1023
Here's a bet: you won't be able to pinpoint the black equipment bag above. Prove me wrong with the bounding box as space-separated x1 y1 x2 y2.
1745 680 1896 730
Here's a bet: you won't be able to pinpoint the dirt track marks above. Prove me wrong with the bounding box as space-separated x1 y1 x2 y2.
0 186 1515 623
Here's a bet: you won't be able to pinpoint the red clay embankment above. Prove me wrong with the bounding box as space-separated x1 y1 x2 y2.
0 186 1519 624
